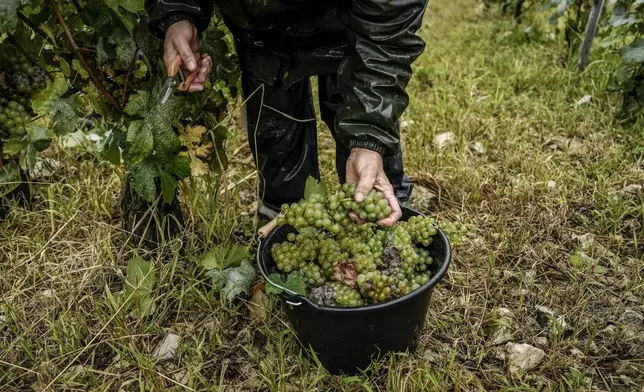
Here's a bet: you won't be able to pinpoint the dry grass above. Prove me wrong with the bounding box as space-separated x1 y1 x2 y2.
1 0 643 391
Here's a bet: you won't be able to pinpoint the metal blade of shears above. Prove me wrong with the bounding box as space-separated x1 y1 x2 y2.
160 76 178 104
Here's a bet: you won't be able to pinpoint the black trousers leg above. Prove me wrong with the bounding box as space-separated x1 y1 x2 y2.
318 74 413 202
241 73 319 211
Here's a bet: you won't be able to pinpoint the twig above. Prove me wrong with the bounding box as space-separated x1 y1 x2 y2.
17 13 50 42
48 0 123 113
121 49 140 108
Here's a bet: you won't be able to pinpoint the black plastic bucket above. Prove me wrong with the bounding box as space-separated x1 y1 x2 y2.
257 207 451 375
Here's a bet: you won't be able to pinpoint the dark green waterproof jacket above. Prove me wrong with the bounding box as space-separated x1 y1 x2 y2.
146 0 427 156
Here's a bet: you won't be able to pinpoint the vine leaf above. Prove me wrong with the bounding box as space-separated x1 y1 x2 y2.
265 273 307 296
124 91 150 116
303 176 326 200
0 0 20 35
333 262 358 288
51 96 82 135
127 120 153 163
622 39 644 64
165 156 191 179
0 161 21 197
200 245 250 270
206 260 256 301
159 171 177 204
30 74 70 116
27 122 55 151
130 160 158 203
123 256 156 319
72 59 89 79
2 138 28 156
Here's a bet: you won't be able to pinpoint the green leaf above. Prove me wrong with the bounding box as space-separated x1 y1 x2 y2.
124 91 150 116
133 60 148 79
126 120 153 163
165 155 191 179
123 256 156 319
51 97 82 135
19 143 36 172
104 0 141 32
27 123 55 151
0 161 21 197
159 171 177 204
265 273 306 296
2 138 28 156
622 40 644 64
102 131 123 165
206 260 256 301
130 161 158 203
0 0 20 35
201 245 250 270
72 59 89 79
30 74 70 116
303 176 326 200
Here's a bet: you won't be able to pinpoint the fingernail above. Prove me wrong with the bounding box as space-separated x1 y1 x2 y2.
187 60 196 71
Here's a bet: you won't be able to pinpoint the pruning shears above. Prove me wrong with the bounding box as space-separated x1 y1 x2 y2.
159 55 199 104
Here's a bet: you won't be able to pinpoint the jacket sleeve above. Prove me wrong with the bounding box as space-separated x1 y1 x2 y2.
336 0 427 156
145 0 215 38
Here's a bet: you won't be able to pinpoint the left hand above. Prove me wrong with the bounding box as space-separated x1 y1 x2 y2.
345 147 402 227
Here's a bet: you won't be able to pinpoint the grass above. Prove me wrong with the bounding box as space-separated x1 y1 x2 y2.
2 0 643 390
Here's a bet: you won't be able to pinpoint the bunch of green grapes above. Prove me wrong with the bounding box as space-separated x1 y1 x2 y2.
337 184 392 222
331 282 364 307
356 271 396 303
400 216 438 246
317 235 347 272
278 192 337 232
0 48 47 95
271 233 318 272
300 263 326 286
0 99 30 138
352 254 378 273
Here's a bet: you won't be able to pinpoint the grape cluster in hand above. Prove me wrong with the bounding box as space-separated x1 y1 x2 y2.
270 183 444 307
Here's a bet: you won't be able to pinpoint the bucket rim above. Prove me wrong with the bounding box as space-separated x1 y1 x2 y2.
257 207 452 313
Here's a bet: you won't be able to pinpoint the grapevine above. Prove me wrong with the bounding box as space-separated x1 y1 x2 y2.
269 180 450 307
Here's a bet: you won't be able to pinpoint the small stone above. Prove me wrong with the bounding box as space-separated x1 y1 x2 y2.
42 289 54 298
400 119 415 129
433 132 456 151
487 307 516 346
535 336 548 346
505 343 546 373
572 233 594 247
535 305 573 338
547 180 557 190
469 141 486 155
153 333 180 362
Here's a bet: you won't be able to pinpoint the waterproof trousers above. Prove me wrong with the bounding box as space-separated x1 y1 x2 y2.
241 71 413 212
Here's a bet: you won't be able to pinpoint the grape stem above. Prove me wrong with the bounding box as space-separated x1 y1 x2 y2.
48 0 123 113
121 49 141 108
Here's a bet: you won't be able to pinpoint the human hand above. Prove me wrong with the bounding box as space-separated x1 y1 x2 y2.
345 147 402 227
164 20 212 92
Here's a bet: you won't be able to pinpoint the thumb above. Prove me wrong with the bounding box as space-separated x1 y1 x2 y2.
354 166 376 203
173 37 197 71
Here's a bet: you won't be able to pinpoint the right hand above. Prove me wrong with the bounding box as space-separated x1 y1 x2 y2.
164 20 212 92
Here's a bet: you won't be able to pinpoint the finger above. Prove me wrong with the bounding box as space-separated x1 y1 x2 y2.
190 26 199 52
173 37 197 71
349 212 365 225
354 167 377 203
376 180 403 227
163 40 179 73
187 84 204 92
